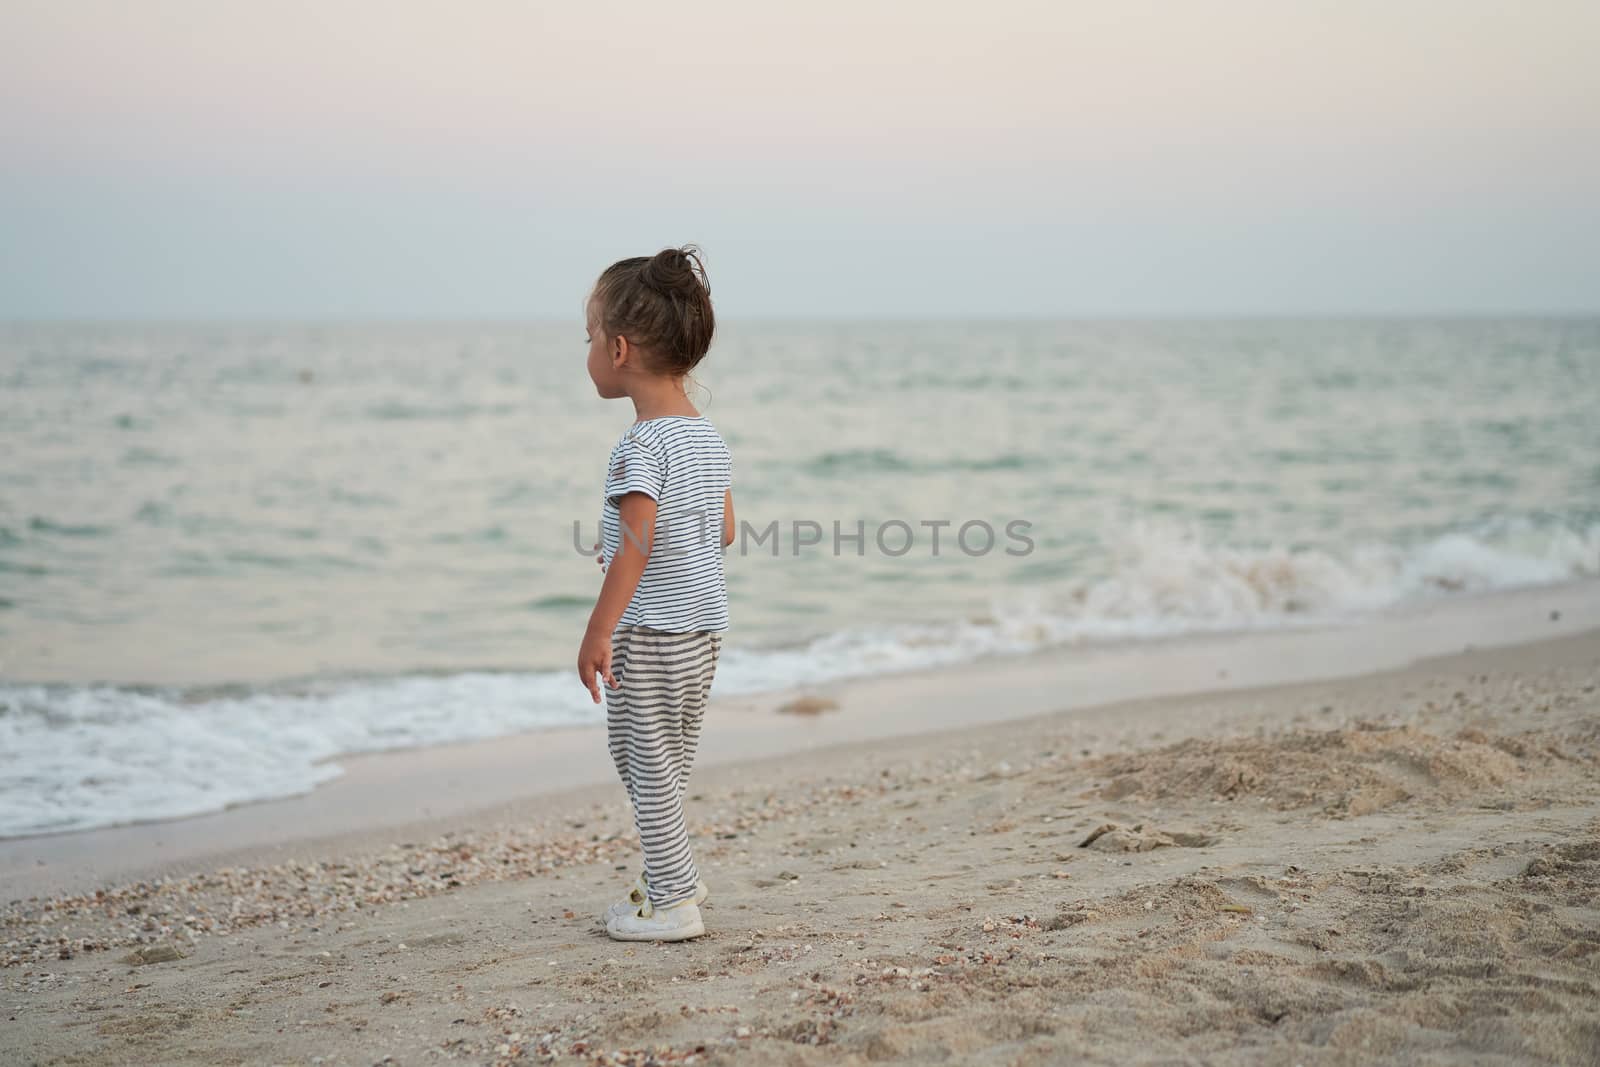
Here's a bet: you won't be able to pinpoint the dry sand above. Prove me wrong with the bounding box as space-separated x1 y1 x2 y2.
4 631 1598 1066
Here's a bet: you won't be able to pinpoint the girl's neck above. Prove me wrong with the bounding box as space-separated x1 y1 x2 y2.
630 381 700 423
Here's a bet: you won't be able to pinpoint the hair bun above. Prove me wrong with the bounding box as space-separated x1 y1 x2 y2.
639 245 709 296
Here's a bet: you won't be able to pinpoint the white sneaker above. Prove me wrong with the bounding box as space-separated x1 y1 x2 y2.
604 870 709 921
605 896 705 941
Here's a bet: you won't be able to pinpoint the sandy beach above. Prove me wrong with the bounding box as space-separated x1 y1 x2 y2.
4 612 1599 1065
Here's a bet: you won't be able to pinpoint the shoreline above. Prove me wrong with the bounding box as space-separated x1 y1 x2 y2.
3 578 1596 902
4 616 1597 1063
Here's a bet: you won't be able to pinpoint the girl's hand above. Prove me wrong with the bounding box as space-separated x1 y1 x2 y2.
594 542 607 572
577 626 617 703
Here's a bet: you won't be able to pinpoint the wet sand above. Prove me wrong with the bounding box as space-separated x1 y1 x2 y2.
4 626 1598 1065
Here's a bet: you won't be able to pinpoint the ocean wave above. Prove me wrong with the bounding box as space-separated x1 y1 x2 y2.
711 520 1598 694
1 519 1594 839
1065 518 1599 625
801 448 1040 476
0 671 597 839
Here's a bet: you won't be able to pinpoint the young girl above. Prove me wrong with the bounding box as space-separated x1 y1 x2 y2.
577 245 734 942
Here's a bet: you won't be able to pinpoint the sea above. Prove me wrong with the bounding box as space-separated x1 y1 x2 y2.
2 318 1597 837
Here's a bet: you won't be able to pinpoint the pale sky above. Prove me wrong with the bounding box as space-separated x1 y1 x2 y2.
2 1 1597 318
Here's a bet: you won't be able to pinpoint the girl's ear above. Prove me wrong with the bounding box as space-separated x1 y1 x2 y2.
612 334 630 366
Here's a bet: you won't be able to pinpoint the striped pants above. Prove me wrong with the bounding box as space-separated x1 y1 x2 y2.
604 624 722 908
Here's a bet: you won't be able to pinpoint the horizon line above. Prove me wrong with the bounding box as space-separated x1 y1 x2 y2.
4 310 1599 326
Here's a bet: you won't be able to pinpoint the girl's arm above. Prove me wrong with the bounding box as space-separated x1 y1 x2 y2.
723 487 735 547
576 492 656 703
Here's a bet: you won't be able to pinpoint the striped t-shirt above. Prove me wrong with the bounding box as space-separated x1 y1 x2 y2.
598 415 731 633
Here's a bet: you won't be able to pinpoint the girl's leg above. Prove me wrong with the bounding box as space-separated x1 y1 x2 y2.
622 628 719 909
604 625 636 806
677 633 721 801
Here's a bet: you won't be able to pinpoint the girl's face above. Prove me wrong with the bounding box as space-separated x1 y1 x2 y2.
585 297 626 399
